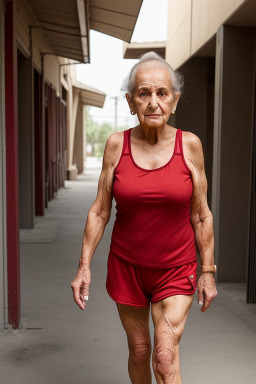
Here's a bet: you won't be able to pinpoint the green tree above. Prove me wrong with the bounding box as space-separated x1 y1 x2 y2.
85 106 100 156
94 122 115 156
85 106 130 157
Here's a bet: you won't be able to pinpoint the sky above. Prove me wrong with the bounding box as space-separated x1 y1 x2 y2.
76 0 168 128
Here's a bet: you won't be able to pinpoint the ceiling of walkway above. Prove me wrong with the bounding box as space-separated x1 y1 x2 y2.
89 0 143 43
28 0 143 63
28 0 88 62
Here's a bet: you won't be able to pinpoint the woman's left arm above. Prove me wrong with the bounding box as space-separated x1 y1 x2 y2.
183 131 218 312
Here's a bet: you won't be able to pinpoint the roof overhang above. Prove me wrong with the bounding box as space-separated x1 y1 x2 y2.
28 1 143 63
73 81 106 108
179 0 256 65
189 0 256 61
192 35 216 58
89 0 144 42
225 0 256 27
123 41 166 59
28 0 90 63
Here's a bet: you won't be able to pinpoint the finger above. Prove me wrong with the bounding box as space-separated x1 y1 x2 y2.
71 284 85 310
74 293 86 310
80 282 89 306
81 283 89 297
197 288 204 306
80 293 89 306
74 288 85 310
201 288 218 312
201 296 214 312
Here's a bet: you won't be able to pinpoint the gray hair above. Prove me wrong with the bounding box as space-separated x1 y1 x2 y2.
121 51 184 97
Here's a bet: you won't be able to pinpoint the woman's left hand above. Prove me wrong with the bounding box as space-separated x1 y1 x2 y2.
197 273 218 312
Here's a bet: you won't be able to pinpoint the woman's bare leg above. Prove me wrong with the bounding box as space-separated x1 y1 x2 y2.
151 294 194 384
116 303 152 384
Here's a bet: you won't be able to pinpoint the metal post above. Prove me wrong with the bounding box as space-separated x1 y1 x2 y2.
110 96 122 131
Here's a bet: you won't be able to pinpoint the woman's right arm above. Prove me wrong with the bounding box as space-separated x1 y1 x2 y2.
71 132 122 310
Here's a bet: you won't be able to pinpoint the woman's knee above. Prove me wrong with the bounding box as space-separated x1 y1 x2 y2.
153 326 182 379
127 331 151 366
153 344 178 378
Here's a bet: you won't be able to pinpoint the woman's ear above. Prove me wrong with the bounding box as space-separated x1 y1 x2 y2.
125 93 135 114
174 92 181 106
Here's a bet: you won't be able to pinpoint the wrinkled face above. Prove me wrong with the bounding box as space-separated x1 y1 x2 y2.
126 62 180 131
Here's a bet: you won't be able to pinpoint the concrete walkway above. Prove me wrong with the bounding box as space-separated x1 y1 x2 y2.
0 159 256 384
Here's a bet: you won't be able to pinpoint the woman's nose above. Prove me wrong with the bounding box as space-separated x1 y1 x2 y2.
149 93 158 109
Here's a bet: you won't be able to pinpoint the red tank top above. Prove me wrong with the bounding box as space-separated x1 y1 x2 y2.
109 127 197 268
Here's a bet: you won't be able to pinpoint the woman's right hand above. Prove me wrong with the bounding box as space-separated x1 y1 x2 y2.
71 266 91 310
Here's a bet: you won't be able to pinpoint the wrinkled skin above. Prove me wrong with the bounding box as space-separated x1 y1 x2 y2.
197 272 217 312
71 59 218 383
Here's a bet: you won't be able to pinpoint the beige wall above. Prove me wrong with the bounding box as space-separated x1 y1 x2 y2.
166 0 191 69
192 0 245 54
166 0 246 69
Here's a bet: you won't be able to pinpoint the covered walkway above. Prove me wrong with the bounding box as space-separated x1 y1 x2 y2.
0 159 255 384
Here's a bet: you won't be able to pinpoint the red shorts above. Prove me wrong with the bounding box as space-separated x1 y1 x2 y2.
106 251 197 307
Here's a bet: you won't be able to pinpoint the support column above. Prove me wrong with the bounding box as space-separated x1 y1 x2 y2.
73 102 84 174
212 26 255 282
5 0 20 329
67 88 79 180
17 50 34 228
0 3 6 331
174 57 215 210
34 70 44 215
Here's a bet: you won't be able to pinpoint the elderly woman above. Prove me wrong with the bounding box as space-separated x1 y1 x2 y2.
71 51 217 384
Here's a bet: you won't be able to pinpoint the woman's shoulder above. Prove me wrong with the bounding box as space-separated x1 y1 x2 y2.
106 129 131 151
180 129 203 155
106 130 124 147
180 130 205 174
105 129 129 169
